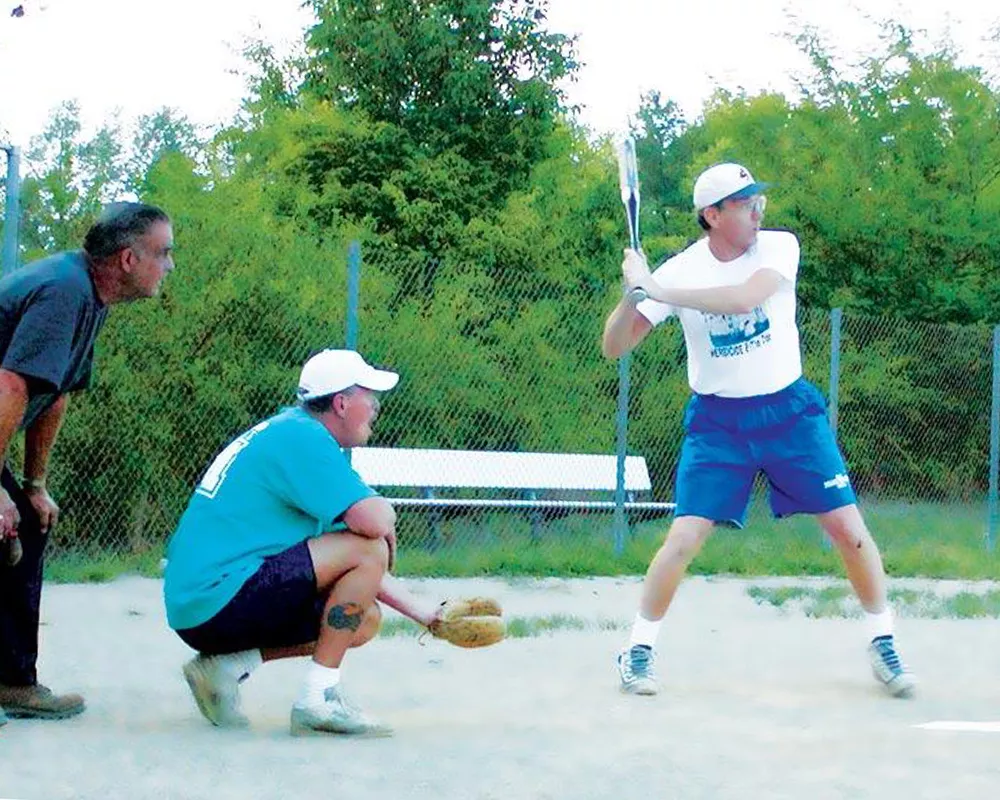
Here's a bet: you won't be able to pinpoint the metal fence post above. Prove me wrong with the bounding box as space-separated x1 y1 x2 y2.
344 241 361 466
2 145 21 276
987 325 1000 552
829 307 843 437
346 241 360 350
613 352 631 556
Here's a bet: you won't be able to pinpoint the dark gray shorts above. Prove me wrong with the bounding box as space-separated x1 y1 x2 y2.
176 541 323 655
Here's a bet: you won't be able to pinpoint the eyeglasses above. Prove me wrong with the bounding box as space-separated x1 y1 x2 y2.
722 194 767 216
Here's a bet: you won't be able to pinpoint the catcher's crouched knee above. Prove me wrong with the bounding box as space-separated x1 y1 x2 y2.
427 597 505 648
350 603 382 648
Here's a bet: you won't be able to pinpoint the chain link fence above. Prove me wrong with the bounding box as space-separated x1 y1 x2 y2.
27 242 1000 571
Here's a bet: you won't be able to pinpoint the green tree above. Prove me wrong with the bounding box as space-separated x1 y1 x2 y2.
229 0 578 274
128 109 202 194
18 102 125 257
648 25 1000 323
304 0 575 194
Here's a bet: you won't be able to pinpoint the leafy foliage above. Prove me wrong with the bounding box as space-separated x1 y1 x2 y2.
0 11 997 557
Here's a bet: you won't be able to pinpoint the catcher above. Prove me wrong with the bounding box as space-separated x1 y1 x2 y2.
163 349 503 737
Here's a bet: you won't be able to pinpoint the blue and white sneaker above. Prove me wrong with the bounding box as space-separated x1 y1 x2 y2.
868 635 916 698
617 645 658 695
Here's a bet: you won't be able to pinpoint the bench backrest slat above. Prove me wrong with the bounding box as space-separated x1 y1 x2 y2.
350 447 652 492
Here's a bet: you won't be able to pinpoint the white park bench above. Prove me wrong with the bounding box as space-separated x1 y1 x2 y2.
350 447 676 544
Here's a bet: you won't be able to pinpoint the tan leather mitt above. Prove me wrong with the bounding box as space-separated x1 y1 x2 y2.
427 597 505 648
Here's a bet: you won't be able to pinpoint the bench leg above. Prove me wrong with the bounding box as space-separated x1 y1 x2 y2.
423 488 443 551
626 492 635 540
526 491 543 545
428 510 444 551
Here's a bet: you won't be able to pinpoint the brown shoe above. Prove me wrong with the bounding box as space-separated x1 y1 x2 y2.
0 683 85 720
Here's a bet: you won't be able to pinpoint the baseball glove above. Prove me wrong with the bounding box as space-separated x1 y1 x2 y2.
427 597 505 648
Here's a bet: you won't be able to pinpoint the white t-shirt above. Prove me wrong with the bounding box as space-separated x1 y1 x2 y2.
636 229 802 398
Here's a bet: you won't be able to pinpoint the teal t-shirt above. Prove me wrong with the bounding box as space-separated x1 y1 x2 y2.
164 406 376 630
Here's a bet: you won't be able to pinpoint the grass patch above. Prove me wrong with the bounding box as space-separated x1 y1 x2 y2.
747 584 856 617
887 588 926 606
378 617 425 638
506 614 587 638
377 613 622 640
395 498 1000 579
44 548 164 583
747 586 810 607
40 497 1000 583
942 591 1000 618
747 584 1000 619
805 587 856 619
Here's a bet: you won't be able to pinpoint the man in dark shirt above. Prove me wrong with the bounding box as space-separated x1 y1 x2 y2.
0 202 174 725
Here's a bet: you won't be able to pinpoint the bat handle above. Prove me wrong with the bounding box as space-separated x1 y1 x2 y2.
627 221 640 253
626 287 648 305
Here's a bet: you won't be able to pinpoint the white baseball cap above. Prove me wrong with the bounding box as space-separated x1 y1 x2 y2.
692 163 769 210
297 349 399 400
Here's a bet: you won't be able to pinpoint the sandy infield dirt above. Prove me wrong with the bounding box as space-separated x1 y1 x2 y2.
1 574 999 800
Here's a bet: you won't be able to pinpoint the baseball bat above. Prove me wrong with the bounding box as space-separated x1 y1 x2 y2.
616 137 648 304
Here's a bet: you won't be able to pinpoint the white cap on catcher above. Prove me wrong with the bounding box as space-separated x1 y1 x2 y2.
297 349 399 401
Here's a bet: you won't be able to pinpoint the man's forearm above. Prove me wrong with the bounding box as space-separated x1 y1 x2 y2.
643 270 784 315
649 284 755 315
24 394 68 483
0 369 29 467
377 573 439 627
602 300 642 359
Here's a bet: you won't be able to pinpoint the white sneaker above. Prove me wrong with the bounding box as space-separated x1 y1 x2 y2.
868 635 917 698
290 685 392 737
182 655 250 728
617 645 659 695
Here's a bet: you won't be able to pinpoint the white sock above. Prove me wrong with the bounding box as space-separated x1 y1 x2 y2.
865 607 894 642
629 612 663 649
212 649 262 683
298 662 341 706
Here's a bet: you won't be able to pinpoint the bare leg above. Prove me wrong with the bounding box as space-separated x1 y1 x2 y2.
639 516 715 620
817 505 917 696
289 537 393 735
307 534 388 668
618 516 716 695
816 504 886 613
262 603 382 662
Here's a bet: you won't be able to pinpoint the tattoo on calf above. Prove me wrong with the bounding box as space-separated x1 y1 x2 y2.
327 602 364 632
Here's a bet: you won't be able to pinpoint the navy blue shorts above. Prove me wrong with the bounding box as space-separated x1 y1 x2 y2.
674 377 856 527
176 541 323 655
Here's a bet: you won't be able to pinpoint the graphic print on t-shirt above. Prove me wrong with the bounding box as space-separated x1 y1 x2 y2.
703 306 772 357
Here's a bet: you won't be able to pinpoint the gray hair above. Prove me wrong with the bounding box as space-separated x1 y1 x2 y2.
299 385 360 414
301 394 336 414
83 202 170 261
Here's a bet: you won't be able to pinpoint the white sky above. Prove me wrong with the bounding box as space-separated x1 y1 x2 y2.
0 0 998 147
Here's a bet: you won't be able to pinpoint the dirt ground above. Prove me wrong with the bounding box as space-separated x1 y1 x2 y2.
1 574 999 800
